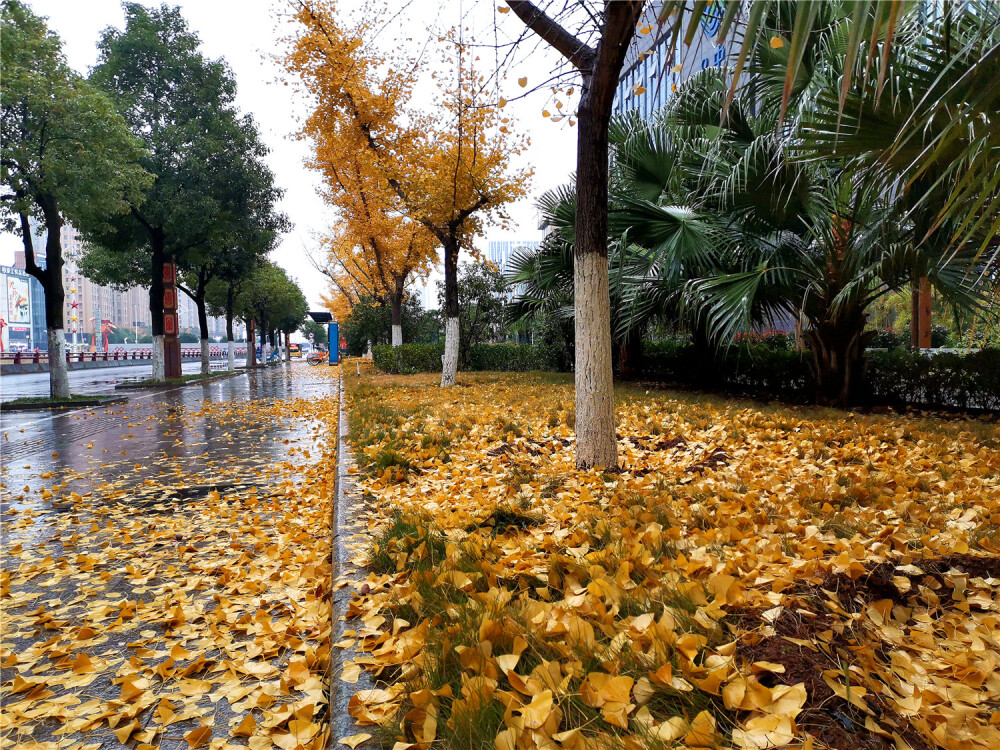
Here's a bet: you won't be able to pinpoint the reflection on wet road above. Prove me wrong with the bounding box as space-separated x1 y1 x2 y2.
0 359 248 402
3 363 330 510
1 363 341 748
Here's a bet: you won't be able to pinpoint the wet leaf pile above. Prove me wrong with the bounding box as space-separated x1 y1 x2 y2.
342 369 1000 750
1 366 342 750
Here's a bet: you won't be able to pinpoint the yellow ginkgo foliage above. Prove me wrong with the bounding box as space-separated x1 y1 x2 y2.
280 0 531 386
312 146 438 345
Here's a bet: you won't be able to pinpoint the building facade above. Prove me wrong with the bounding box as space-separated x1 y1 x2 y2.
613 1 733 119
487 240 542 276
19 219 225 349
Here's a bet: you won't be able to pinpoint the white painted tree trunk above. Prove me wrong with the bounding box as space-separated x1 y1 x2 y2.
47 327 70 399
365 340 373 360
574 251 617 468
441 316 460 387
152 335 165 381
391 324 402 347
227 339 235 371
200 338 210 376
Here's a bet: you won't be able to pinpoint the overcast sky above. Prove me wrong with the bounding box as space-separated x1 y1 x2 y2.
0 0 581 309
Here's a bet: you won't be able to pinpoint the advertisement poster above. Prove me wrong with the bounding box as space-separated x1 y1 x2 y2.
7 275 30 324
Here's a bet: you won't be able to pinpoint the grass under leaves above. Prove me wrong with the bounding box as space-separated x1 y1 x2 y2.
341 363 1000 750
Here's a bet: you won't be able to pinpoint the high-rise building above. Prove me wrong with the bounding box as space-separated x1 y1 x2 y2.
613 2 733 120
21 219 226 349
487 240 541 276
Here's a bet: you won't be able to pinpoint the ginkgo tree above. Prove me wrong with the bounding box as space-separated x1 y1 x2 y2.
282 0 530 386
314 150 437 348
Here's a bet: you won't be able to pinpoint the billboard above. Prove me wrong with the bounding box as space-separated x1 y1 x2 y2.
7 275 30 324
2 267 33 351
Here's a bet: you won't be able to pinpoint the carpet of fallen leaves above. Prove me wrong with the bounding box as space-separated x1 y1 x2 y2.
342 368 1000 750
1 366 341 750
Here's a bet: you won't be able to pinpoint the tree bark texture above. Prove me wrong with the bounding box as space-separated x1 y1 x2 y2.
197 296 210 376
152 335 165 381
806 311 867 408
441 238 460 387
441 316 460 387
47 328 70 399
19 205 69 398
149 234 166 380
574 252 616 467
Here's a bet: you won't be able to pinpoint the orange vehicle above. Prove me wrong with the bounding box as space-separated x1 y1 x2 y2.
289 343 302 358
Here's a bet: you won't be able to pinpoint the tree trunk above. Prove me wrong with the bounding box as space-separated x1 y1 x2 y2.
225 289 235 372
47 328 69 397
573 80 617 469
260 321 268 363
19 205 68 398
285 332 291 362
506 0 640 468
807 314 867 408
441 238 460 387
618 327 643 378
391 274 404 347
196 293 211 376
150 234 166 381
247 318 257 367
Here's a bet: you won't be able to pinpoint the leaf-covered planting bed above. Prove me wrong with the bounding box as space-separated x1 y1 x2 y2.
342 368 1000 750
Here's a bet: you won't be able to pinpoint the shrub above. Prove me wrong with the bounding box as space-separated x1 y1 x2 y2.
733 329 794 351
641 342 999 411
372 344 445 374
372 343 557 374
642 342 813 401
867 328 905 349
866 347 1000 411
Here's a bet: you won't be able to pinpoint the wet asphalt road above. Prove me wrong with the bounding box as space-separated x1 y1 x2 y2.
2 362 330 516
1 362 339 748
0 359 249 402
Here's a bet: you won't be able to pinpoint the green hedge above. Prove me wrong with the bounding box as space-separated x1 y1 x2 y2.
642 343 813 401
642 343 999 411
371 344 444 374
373 341 998 411
866 348 1000 411
372 343 558 374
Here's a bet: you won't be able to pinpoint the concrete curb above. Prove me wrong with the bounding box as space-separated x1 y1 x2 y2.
328 372 378 747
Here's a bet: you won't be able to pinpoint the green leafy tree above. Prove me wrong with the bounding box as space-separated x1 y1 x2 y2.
0 0 150 397
82 3 244 379
238 262 307 363
341 294 437 355
299 320 328 347
437 263 507 368
176 113 289 374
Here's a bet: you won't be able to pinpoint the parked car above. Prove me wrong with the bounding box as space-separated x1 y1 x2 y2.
289 343 302 359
